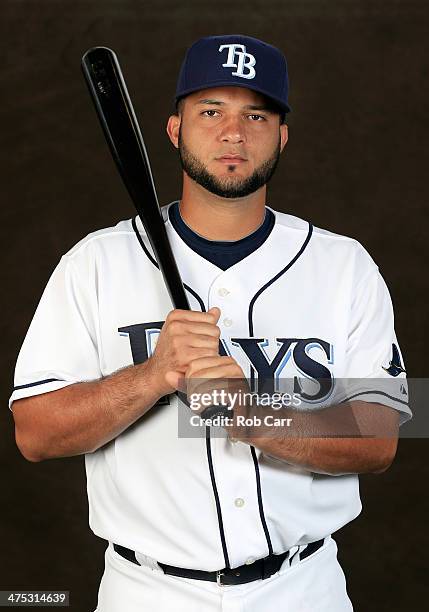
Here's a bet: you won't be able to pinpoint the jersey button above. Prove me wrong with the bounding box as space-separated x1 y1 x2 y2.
234 498 245 508
217 288 230 297
223 317 233 327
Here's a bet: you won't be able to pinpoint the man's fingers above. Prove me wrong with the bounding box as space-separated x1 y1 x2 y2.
207 306 221 324
194 356 235 367
186 335 220 350
166 308 221 325
185 357 243 380
168 320 221 339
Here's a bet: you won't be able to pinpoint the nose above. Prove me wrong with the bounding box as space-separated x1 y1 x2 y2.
219 115 246 144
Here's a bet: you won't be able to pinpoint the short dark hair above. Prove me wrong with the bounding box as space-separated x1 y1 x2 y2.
175 97 185 116
173 95 287 125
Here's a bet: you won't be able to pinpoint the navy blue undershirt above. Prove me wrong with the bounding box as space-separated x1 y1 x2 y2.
168 201 275 271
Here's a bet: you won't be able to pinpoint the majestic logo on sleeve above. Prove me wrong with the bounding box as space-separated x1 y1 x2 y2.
118 322 335 403
218 44 256 79
382 343 406 377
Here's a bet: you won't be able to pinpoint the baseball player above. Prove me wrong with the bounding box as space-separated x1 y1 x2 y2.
10 35 411 611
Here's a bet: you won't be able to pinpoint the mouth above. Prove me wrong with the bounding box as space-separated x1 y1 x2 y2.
216 155 247 165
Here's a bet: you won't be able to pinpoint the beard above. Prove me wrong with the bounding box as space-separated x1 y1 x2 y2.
178 127 281 199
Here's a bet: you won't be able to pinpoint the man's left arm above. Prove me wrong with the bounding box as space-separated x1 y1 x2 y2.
242 256 411 475
185 255 411 476
184 356 402 476
237 399 400 476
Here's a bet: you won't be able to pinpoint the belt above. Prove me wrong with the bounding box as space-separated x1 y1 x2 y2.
113 538 325 586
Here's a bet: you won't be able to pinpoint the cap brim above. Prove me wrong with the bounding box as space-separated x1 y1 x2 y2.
175 81 291 113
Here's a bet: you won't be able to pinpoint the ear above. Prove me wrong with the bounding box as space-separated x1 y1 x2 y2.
166 114 181 149
279 123 288 153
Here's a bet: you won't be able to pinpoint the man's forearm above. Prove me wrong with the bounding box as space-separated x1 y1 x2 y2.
226 401 399 476
13 360 163 461
247 432 398 476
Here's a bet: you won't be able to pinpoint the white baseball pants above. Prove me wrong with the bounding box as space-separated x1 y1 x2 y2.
94 537 353 611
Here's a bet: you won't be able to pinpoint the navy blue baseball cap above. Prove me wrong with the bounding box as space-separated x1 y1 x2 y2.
175 34 291 114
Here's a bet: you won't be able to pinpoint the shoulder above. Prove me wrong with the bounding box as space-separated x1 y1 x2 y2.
63 204 174 263
62 217 138 262
269 206 379 279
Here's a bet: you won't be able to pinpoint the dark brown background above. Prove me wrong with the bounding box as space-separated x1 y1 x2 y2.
1 1 428 610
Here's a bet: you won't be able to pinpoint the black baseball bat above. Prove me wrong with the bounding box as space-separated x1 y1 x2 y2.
81 46 190 310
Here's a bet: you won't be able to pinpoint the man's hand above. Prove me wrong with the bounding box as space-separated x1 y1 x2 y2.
185 355 245 381
182 355 248 422
148 307 221 396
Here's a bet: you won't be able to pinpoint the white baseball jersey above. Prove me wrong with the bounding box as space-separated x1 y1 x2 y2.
9 203 412 572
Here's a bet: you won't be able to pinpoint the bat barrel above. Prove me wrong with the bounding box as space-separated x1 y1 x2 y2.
82 47 190 311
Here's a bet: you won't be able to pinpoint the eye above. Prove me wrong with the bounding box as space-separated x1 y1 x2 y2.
201 109 220 117
248 114 266 121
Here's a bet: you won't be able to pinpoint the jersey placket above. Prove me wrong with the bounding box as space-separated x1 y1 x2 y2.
206 272 273 568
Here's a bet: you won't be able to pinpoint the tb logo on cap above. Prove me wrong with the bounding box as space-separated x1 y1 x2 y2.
218 44 256 79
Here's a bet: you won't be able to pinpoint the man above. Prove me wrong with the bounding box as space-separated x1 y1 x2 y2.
10 35 411 611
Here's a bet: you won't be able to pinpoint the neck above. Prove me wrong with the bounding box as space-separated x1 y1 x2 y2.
179 175 267 241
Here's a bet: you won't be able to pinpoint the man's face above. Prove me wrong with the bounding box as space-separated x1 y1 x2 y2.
168 86 288 199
